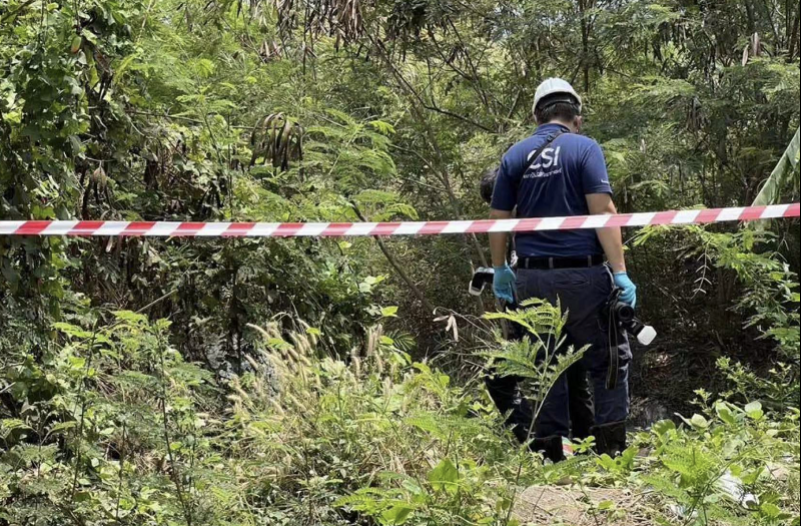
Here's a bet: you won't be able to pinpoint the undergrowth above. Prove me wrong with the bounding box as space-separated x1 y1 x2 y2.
2 301 798 526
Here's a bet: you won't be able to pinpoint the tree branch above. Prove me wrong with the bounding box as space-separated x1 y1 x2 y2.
419 103 495 133
0 0 37 24
368 36 495 133
352 205 436 316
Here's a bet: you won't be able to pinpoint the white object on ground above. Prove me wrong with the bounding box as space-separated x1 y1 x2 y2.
717 472 759 509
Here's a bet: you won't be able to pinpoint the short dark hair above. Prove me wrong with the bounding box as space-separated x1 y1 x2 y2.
480 167 498 205
535 98 581 125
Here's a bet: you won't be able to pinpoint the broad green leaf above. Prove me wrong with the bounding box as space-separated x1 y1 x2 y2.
652 419 676 437
406 415 448 440
381 306 399 318
381 505 414 525
760 503 784 519
745 402 764 420
428 459 460 494
400 478 425 497
690 414 709 429
715 403 738 426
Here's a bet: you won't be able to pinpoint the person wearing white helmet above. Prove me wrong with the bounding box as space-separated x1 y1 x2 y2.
532 78 584 116
480 167 597 455
488 78 637 462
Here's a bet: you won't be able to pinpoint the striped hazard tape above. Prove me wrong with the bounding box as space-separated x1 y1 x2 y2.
0 203 798 238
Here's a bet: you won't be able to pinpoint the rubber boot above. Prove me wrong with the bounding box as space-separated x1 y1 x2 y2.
531 436 566 464
592 422 627 457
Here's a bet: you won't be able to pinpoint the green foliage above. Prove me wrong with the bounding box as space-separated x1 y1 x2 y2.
637 226 800 361
0 311 542 525
483 299 588 431
1 311 214 525
718 358 800 413
637 394 800 526
2 0 800 524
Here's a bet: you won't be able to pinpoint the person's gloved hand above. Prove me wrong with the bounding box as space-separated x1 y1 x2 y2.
614 272 638 308
493 264 517 304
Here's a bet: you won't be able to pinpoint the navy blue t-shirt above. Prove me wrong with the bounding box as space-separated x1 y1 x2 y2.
491 123 613 258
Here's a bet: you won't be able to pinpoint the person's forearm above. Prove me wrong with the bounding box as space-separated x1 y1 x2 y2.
586 194 627 273
489 209 513 267
490 232 508 267
597 227 626 273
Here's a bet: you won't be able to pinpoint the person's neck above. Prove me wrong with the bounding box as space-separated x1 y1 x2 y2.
543 120 576 133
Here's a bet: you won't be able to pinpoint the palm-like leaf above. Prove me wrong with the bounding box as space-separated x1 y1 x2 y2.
250 113 304 171
753 128 800 206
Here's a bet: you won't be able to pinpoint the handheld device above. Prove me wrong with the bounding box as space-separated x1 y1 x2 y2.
469 267 496 297
469 267 521 341
608 293 657 346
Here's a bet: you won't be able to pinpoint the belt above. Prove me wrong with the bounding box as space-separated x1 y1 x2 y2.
518 255 605 270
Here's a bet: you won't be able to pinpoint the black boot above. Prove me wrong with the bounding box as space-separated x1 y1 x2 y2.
567 362 595 441
531 436 566 463
592 422 627 457
572 418 594 442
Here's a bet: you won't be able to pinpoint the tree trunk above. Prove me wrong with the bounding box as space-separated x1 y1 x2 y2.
789 11 800 59
756 0 782 45
744 1 757 34
579 0 591 93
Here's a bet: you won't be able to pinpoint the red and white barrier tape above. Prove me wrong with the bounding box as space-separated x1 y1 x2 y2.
1 203 798 238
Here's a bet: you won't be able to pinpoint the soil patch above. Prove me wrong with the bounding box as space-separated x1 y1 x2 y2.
512 486 655 526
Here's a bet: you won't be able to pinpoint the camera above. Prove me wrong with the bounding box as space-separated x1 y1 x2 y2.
608 295 657 346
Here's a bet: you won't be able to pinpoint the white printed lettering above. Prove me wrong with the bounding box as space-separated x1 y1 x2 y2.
541 149 554 169
524 146 563 179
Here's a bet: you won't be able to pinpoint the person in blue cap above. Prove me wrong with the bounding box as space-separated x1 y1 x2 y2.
488 79 637 461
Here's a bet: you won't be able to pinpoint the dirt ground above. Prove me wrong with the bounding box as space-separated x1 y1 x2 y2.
512 486 656 526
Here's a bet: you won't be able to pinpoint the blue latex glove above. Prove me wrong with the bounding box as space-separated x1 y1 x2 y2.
614 272 638 309
493 264 517 304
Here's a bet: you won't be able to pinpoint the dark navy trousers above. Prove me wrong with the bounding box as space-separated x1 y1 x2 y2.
486 361 595 444
516 265 631 439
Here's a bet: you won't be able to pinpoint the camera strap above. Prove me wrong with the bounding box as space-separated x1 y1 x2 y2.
605 284 626 390
606 310 622 390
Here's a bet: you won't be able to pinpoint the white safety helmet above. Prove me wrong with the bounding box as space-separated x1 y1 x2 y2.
533 78 582 114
